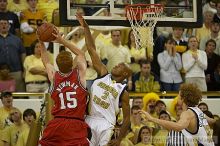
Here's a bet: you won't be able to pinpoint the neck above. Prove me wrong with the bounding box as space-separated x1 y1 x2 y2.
190 48 197 52
206 52 213 58
204 22 211 29
29 7 37 12
211 32 218 38
182 103 188 111
4 106 13 111
14 121 22 126
111 75 122 83
34 54 41 58
0 9 6 12
0 32 8 37
173 36 181 41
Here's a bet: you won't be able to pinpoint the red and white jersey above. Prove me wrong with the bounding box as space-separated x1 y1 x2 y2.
49 68 88 120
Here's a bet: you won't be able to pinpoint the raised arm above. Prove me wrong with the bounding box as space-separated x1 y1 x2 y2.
39 42 55 82
76 13 108 76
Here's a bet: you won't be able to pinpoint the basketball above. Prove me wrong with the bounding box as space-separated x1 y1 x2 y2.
37 23 57 42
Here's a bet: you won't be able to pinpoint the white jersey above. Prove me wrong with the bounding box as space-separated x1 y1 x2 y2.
182 107 214 146
88 74 126 125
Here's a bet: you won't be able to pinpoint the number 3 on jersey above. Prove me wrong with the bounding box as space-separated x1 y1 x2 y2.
59 92 77 109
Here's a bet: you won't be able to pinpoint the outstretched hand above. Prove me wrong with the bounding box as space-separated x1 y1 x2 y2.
76 13 88 27
138 110 154 121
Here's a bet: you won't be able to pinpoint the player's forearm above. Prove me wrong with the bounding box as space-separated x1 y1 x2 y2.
117 117 130 141
151 117 184 131
41 48 50 68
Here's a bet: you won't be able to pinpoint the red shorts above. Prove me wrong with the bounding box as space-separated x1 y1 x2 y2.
39 118 89 146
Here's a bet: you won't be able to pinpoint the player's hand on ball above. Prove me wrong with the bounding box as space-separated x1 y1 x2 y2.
52 28 64 43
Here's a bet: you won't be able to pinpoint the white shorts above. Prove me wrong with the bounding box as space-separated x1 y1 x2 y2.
86 116 114 146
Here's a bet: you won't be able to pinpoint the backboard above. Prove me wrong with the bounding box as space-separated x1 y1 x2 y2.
59 0 202 28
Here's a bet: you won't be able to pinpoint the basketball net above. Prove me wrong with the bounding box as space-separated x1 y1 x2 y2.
126 4 163 50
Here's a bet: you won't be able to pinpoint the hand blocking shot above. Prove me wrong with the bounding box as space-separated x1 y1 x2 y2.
76 13 132 146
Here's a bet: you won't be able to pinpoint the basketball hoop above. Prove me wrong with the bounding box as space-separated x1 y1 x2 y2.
126 4 163 49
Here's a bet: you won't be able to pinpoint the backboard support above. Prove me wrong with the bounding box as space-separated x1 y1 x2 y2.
59 0 202 28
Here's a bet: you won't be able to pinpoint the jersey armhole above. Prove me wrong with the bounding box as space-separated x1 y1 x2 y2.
185 108 199 135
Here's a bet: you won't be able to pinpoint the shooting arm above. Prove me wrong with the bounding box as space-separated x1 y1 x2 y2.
40 43 55 82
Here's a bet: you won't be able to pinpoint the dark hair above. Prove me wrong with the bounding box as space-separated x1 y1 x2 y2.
137 126 151 143
159 110 171 119
0 15 9 22
131 105 141 113
198 102 209 110
155 100 166 107
30 40 40 54
127 29 133 50
164 36 176 46
205 39 216 48
0 91 12 99
179 83 202 107
23 108 37 120
111 30 121 35
139 59 151 67
0 63 10 71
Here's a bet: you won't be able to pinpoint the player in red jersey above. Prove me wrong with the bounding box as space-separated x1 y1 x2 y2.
38 29 89 146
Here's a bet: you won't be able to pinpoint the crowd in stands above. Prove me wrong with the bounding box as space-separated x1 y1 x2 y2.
0 0 220 146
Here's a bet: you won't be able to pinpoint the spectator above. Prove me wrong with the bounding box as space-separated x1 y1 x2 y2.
172 27 188 54
130 106 144 134
16 108 37 146
0 91 16 146
204 39 220 91
0 63 16 92
182 36 207 95
200 19 220 56
37 0 58 23
23 40 52 94
213 1 220 23
154 100 167 118
20 0 46 55
0 0 20 35
134 126 153 146
196 7 217 41
132 97 144 109
129 60 160 92
158 37 183 92
153 110 170 146
214 63 220 90
125 29 148 73
1 108 28 146
0 17 26 92
103 30 131 72
7 0 27 18
198 102 209 112
142 92 160 118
